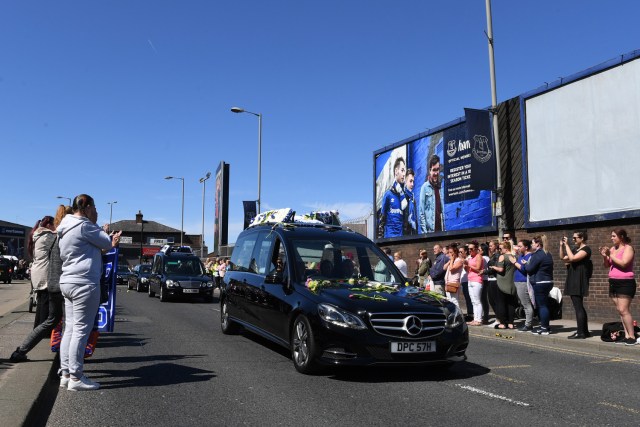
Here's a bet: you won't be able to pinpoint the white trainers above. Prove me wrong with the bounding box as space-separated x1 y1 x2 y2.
67 375 100 391
60 376 69 388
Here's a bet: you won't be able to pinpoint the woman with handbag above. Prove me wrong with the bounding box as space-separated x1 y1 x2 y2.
10 211 59 362
444 244 463 309
490 241 518 329
600 228 636 346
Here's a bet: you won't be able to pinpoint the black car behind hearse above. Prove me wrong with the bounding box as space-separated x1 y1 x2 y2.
220 209 468 374
128 263 152 292
148 246 215 302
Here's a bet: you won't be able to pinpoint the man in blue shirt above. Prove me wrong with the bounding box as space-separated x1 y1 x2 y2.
403 168 418 235
513 239 533 331
380 157 407 238
429 244 449 295
419 155 445 234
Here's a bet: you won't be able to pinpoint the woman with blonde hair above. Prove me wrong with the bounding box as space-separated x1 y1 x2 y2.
600 229 636 346
512 235 554 335
58 195 121 390
490 241 518 329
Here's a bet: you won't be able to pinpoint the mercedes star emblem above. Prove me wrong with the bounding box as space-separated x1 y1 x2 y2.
404 315 423 336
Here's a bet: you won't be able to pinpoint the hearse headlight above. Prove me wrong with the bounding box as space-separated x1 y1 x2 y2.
166 280 176 288
318 303 367 330
206 281 214 288
141 277 148 283
445 305 464 329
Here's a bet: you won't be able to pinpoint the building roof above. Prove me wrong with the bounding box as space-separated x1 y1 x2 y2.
0 220 31 229
109 220 181 233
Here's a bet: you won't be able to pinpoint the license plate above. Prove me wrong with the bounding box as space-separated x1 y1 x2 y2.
390 342 436 353
183 289 199 294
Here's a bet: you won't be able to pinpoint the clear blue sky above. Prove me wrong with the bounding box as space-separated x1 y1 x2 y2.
2 1 638 248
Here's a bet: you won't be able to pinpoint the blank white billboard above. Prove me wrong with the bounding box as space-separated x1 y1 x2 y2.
524 56 640 224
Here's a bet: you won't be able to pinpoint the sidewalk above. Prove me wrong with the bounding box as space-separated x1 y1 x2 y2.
467 316 640 360
0 301 59 427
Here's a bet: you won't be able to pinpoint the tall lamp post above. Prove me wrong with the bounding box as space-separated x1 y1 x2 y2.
199 172 211 258
164 176 185 246
136 210 144 265
231 106 262 214
107 201 118 231
56 196 72 206
485 0 504 236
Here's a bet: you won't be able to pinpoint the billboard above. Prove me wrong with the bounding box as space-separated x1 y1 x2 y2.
521 51 640 227
214 161 230 254
374 112 496 242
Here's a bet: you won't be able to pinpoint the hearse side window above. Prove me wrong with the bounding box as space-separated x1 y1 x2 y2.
267 238 288 281
230 232 259 272
152 256 162 274
251 231 275 275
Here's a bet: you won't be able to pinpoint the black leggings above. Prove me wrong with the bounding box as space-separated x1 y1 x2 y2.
21 291 64 354
570 295 589 335
495 290 518 325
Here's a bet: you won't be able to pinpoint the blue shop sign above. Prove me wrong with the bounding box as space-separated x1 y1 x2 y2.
0 226 25 237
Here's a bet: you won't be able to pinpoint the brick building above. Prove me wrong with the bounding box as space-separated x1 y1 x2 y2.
379 94 640 321
110 219 206 268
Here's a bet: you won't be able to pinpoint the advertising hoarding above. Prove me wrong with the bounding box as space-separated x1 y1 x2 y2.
521 51 640 227
214 161 230 254
374 112 496 242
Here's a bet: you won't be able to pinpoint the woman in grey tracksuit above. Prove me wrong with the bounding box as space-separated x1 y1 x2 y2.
57 194 120 391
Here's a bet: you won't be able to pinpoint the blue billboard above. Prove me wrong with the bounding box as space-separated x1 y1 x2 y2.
374 111 496 242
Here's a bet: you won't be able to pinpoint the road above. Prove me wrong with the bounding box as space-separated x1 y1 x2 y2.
0 279 31 318
45 286 640 426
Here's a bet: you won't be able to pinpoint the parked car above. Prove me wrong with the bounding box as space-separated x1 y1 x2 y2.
220 211 468 374
0 257 13 284
116 264 132 286
148 246 214 302
127 264 153 292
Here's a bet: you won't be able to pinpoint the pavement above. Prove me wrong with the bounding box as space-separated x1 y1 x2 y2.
1 292 640 427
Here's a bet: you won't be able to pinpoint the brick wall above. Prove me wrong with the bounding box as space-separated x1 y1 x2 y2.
384 222 640 322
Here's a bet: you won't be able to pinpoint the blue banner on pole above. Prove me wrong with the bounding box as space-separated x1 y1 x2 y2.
99 248 118 332
464 108 496 192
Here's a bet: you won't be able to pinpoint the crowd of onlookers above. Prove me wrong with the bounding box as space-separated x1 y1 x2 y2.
205 257 229 288
390 229 637 345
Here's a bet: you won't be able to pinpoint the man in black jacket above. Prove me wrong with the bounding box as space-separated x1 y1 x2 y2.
429 244 448 295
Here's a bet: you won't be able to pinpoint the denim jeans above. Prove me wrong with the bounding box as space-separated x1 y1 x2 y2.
60 283 100 379
20 291 64 354
514 282 533 327
461 281 473 317
532 281 553 330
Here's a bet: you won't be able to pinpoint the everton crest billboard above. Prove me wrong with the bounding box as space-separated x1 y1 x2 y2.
374 109 496 242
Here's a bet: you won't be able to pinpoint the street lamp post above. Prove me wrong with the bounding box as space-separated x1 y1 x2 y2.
231 106 262 214
164 176 185 246
199 172 211 258
107 201 118 231
56 196 72 206
136 210 144 265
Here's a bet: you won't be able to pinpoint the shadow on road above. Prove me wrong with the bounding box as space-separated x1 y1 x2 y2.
91 360 216 389
90 332 148 349
326 361 490 383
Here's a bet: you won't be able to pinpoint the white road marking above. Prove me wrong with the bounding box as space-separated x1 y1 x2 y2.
456 384 531 407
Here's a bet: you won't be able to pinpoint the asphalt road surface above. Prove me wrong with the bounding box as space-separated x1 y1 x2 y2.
0 279 31 318
45 287 640 426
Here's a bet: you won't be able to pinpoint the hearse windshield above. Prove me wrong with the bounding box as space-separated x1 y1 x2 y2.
290 238 403 284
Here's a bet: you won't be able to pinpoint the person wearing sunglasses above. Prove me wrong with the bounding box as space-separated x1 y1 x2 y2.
560 231 592 339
